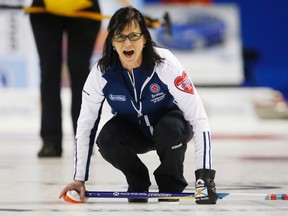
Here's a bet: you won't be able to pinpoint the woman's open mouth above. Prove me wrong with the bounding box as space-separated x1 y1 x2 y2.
123 50 134 58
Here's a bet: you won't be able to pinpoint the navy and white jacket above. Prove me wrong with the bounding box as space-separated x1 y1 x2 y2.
74 47 212 181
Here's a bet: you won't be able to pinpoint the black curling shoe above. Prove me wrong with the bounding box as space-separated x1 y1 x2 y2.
158 198 179 203
38 143 62 157
128 198 148 203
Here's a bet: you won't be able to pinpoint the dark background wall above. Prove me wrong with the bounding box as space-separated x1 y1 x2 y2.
145 0 288 99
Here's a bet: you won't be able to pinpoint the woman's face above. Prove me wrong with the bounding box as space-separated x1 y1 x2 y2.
112 21 146 72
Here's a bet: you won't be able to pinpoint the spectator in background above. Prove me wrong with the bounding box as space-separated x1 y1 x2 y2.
28 0 102 157
28 0 131 157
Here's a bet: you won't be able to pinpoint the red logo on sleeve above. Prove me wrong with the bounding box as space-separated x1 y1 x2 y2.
174 71 194 94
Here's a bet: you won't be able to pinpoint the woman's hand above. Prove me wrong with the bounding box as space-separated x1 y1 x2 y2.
59 180 86 202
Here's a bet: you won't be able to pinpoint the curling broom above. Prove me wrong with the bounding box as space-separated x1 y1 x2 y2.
63 190 288 203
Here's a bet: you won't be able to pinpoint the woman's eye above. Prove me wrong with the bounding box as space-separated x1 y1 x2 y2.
129 34 137 39
116 35 125 39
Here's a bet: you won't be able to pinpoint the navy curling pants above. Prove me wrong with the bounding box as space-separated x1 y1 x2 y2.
96 110 193 192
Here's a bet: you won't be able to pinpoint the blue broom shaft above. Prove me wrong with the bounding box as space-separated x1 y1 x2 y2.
85 191 288 200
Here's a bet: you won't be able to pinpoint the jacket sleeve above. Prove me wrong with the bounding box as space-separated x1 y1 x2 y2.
73 65 106 181
156 49 213 170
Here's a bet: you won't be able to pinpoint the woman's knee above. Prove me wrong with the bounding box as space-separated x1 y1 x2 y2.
155 113 186 137
154 110 193 144
96 118 123 149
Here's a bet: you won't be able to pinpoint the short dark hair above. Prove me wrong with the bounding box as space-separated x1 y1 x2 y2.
97 6 164 73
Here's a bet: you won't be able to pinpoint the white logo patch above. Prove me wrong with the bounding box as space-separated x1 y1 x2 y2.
195 179 208 198
109 94 126 101
171 143 182 149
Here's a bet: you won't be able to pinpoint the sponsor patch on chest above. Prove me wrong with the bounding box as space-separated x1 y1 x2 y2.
174 71 194 94
151 92 166 103
149 83 160 93
149 83 166 103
